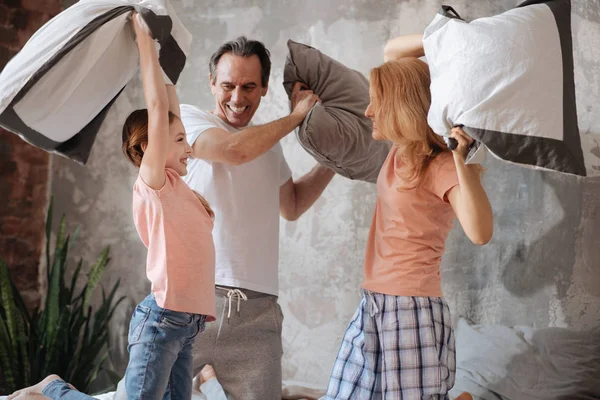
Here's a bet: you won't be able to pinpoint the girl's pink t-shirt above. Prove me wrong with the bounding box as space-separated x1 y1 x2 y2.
133 168 216 321
362 146 459 298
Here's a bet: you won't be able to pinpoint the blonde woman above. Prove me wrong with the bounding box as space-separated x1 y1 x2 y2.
321 34 492 400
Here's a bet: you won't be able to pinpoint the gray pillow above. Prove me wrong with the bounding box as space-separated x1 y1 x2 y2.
283 40 391 183
451 317 600 400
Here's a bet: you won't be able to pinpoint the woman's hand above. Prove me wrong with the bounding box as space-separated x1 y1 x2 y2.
449 126 474 163
131 11 152 41
446 126 492 245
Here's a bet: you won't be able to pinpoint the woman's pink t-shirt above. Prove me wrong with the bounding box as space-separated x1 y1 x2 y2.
133 168 216 321
362 146 459 298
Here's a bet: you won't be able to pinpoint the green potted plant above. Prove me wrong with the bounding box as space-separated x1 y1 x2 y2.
0 198 126 394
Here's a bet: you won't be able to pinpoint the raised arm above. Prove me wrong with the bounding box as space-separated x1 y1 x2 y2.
447 127 493 245
167 84 181 119
133 13 170 190
191 82 319 165
384 34 425 61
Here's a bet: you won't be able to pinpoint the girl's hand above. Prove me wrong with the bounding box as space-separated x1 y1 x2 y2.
131 11 151 40
449 126 475 163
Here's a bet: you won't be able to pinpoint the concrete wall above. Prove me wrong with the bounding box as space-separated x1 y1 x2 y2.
48 0 600 388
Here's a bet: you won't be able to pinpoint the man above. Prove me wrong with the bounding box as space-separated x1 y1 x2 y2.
181 36 335 400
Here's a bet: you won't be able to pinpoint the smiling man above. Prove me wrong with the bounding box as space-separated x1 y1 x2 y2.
179 37 335 400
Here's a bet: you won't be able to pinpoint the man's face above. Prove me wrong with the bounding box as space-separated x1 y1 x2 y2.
210 53 268 128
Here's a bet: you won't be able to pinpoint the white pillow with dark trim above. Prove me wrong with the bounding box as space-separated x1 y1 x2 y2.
424 0 587 176
0 0 191 164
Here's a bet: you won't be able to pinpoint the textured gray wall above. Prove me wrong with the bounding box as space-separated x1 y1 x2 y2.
50 0 600 388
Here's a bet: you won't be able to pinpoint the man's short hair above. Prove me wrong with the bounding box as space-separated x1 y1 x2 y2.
209 36 271 87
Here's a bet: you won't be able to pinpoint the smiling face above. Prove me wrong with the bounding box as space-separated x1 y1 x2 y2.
164 117 192 176
210 53 268 128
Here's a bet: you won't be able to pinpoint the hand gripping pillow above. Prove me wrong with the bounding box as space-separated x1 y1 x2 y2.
424 0 587 176
0 0 191 164
283 40 391 183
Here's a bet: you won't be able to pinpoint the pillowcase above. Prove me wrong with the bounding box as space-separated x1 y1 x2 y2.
451 317 600 400
283 40 391 183
424 0 587 176
0 0 191 164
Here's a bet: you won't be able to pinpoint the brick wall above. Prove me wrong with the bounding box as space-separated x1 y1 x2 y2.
0 0 64 310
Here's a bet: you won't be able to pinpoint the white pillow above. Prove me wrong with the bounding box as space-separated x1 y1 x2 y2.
451 318 600 400
0 0 191 164
424 1 587 176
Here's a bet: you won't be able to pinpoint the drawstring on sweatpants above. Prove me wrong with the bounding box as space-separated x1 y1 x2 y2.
225 288 247 319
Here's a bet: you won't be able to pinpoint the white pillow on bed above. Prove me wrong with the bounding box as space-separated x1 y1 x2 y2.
451 318 600 400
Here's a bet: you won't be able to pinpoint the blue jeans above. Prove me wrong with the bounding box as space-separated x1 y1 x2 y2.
125 294 206 400
39 378 230 400
41 380 93 399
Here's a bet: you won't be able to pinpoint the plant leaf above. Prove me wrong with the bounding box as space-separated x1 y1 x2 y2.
83 247 110 309
68 259 83 305
9 277 32 326
0 198 127 391
70 224 81 250
55 215 67 256
84 351 108 393
0 259 21 385
45 197 54 280
42 310 69 377
0 316 16 392
15 300 30 385
45 237 69 350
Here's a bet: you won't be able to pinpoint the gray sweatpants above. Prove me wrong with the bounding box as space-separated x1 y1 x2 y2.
193 286 284 400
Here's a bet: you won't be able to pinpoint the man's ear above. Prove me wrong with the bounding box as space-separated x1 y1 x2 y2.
261 83 268 97
209 73 216 95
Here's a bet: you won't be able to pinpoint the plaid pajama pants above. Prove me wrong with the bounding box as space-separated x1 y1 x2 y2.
322 291 456 400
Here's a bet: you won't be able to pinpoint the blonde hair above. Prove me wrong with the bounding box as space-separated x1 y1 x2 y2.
122 109 215 219
369 58 448 186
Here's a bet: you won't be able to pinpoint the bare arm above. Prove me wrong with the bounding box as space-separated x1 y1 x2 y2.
192 113 304 165
192 83 320 165
134 13 170 190
384 34 425 61
447 127 493 245
279 164 335 221
167 84 181 118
